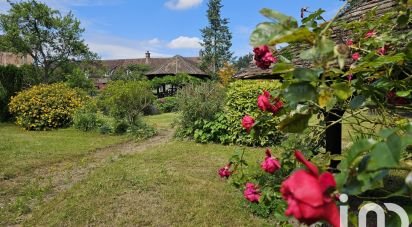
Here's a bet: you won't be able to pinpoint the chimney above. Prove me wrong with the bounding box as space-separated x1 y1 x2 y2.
145 51 151 64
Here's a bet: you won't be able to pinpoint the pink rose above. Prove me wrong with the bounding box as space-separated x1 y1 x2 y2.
241 115 255 133
346 39 353 46
257 91 284 115
377 45 388 56
347 74 353 82
352 52 360 61
280 150 340 227
243 183 261 203
218 163 232 178
261 149 281 174
365 30 376 38
253 45 277 69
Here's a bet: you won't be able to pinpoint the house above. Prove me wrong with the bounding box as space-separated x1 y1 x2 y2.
96 51 209 95
0 52 33 67
100 51 208 79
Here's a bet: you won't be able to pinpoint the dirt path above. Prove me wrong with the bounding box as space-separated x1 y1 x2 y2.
3 128 175 225
44 128 175 196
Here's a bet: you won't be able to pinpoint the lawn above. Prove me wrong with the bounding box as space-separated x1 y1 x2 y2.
0 123 128 179
26 141 272 226
0 114 274 226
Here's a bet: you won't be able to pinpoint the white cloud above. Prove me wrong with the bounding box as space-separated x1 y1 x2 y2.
165 0 202 10
167 36 201 49
85 34 169 59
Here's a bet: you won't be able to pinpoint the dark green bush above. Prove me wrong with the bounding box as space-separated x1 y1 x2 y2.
99 124 113 135
73 100 99 132
155 97 178 113
175 82 226 138
176 80 285 146
113 120 129 135
0 65 23 121
98 80 155 125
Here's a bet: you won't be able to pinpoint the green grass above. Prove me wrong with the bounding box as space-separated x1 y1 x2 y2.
143 112 179 130
26 141 272 226
0 124 128 179
1 114 275 226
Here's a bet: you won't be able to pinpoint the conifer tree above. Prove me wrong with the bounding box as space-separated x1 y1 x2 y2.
200 0 233 78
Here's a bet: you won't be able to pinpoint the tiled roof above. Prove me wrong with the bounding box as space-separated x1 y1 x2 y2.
146 55 208 77
101 56 207 75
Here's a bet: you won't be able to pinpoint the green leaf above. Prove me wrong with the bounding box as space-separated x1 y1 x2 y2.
272 63 294 74
250 22 285 47
387 133 402 161
292 68 321 82
367 142 398 171
300 48 317 60
396 90 411 97
378 128 399 138
346 139 377 166
284 82 317 105
349 95 366 109
260 8 298 28
268 27 315 46
318 37 335 57
332 82 352 101
277 113 312 133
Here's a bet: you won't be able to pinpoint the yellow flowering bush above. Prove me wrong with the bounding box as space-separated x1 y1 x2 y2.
8 83 87 130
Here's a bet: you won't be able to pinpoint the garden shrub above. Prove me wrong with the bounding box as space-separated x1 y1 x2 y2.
98 80 155 125
0 65 23 121
113 120 129 135
73 99 99 132
65 68 97 96
155 96 178 113
224 80 284 146
9 83 87 130
188 80 285 146
129 118 157 139
175 82 226 138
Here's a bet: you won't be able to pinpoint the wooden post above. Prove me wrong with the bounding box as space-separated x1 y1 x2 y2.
324 109 345 171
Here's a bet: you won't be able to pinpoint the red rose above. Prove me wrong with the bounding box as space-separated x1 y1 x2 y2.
346 39 353 46
280 150 340 227
365 30 376 38
257 91 284 115
243 183 261 203
352 52 360 61
387 91 409 106
253 45 277 69
261 149 281 174
241 115 255 133
257 90 272 112
218 163 232 178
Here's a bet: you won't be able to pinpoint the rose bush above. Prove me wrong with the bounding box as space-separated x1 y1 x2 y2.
218 1 412 226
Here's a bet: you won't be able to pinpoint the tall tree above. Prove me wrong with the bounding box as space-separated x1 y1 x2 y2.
233 53 253 70
200 0 233 78
0 0 96 83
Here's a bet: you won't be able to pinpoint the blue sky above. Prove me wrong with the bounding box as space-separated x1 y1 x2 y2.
0 0 344 59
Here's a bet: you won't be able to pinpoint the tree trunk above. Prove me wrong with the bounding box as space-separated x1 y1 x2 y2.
324 109 345 171
43 65 50 83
